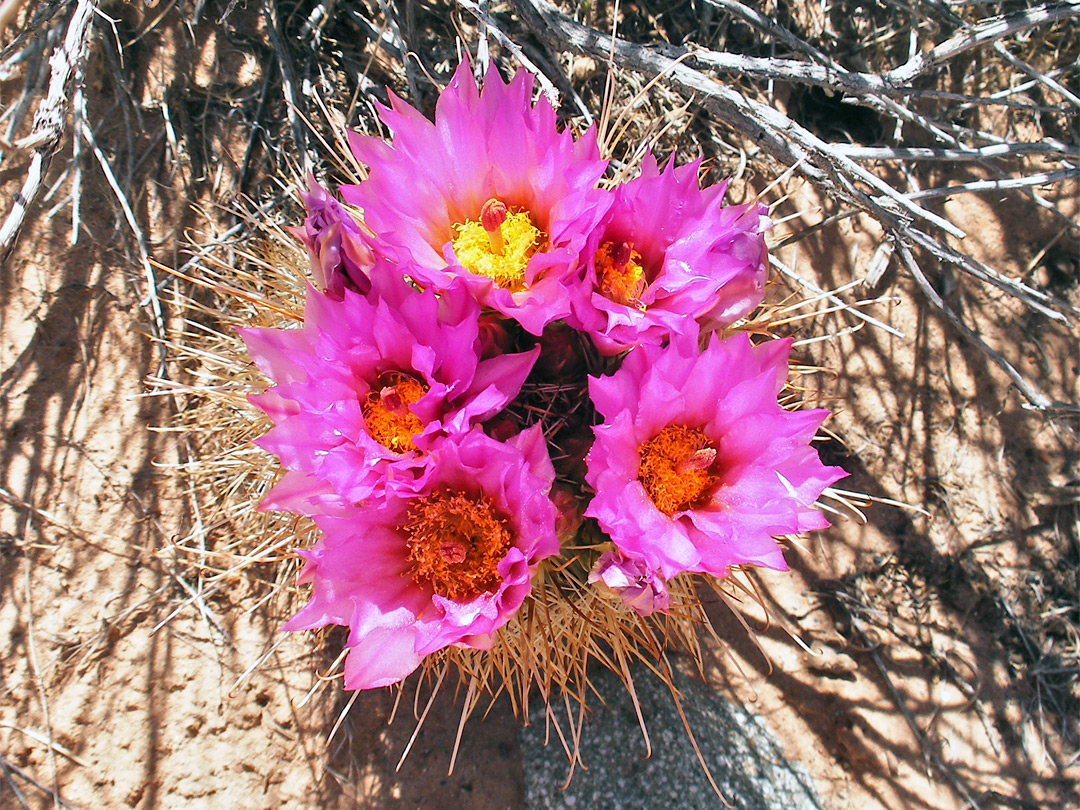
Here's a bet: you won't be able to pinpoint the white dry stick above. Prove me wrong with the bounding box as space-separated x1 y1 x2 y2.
886 1 1080 86
454 0 564 110
70 42 85 246
769 253 903 338
991 39 1080 110
834 143 1080 161
701 0 1080 92
79 119 166 348
299 0 336 45
472 0 491 78
262 0 312 174
903 169 1080 201
0 0 96 264
511 0 967 237
511 0 1080 411
895 239 1077 414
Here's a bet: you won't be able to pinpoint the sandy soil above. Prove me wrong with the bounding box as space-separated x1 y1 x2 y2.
2 3 1078 809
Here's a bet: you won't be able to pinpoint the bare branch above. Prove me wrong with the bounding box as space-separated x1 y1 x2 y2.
79 119 165 349
261 0 311 173
991 40 1080 110
0 0 95 263
454 0 562 107
703 0 1080 90
888 1 1080 85
903 168 1080 201
511 0 1079 411
834 143 1080 161
512 0 965 236
770 254 904 338
895 240 1078 414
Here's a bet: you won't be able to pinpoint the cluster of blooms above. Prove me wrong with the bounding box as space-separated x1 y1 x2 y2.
240 63 846 690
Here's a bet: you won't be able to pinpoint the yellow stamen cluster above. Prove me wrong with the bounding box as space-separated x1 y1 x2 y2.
360 373 428 454
404 490 513 600
638 425 719 515
451 203 544 291
595 240 647 309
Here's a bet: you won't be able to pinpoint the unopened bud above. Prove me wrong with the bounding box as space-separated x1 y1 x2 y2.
477 312 514 359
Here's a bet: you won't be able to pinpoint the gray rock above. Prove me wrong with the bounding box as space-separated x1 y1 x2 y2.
520 664 828 810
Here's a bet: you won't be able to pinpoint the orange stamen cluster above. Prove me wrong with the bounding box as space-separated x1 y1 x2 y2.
404 490 513 600
638 425 720 515
595 240 647 308
360 372 428 454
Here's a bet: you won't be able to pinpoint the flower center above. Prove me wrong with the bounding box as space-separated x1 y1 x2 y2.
404 490 513 600
451 197 544 291
360 372 428 454
638 425 719 515
595 240 646 308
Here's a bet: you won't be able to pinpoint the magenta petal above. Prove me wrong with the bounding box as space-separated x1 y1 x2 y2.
239 326 310 386
450 345 540 430
573 154 769 353
414 547 531 655
277 428 558 690
260 471 349 517
248 390 299 423
340 62 610 334
585 333 846 580
589 550 671 616
241 274 533 505
342 626 424 690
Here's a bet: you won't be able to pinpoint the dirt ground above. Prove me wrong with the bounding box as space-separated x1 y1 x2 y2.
2 2 1078 809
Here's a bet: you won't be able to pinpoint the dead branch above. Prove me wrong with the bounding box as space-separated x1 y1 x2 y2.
79 119 165 350
262 0 312 173
895 240 1076 413
886 1 1080 85
510 0 1080 413
454 0 561 107
0 0 95 265
0 755 84 810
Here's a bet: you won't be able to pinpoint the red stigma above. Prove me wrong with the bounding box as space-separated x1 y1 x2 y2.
611 241 632 269
439 541 468 565
480 198 508 233
676 447 718 474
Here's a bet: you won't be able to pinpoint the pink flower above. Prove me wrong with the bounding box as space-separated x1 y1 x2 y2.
281 427 559 689
291 174 375 299
341 62 610 335
588 550 670 616
571 154 769 354
585 333 846 580
240 272 538 508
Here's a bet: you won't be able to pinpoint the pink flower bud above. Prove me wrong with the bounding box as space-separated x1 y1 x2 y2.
549 484 584 544
535 321 583 378
477 312 515 359
588 551 670 616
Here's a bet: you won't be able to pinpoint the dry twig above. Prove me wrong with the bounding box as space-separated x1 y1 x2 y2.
0 0 95 264
510 0 1080 413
